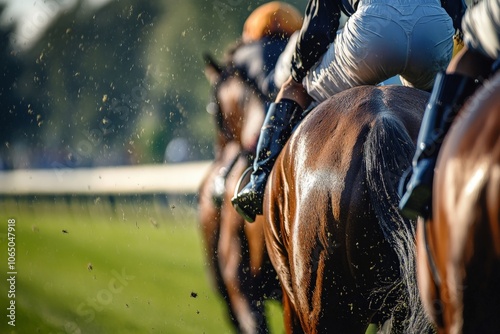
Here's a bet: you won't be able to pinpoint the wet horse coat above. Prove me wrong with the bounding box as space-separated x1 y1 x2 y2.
198 47 283 333
264 85 434 333
417 72 500 333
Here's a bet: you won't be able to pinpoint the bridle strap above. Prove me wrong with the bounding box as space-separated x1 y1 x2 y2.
210 65 270 142
216 65 269 103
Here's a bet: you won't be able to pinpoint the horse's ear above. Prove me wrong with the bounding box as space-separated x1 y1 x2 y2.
203 53 222 85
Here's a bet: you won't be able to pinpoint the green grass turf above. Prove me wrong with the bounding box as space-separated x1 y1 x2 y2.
0 197 380 334
0 196 287 334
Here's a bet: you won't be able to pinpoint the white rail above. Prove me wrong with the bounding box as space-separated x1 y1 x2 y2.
0 162 212 195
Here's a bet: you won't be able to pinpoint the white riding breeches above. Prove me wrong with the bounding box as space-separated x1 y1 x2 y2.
303 0 455 102
463 0 500 60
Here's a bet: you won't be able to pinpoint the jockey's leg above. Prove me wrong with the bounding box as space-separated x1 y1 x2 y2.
399 72 478 219
231 99 302 222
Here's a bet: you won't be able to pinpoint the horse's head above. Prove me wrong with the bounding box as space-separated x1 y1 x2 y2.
204 52 266 156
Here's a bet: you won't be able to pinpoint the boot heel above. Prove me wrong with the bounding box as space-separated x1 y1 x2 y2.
231 167 258 222
232 202 257 223
231 99 303 222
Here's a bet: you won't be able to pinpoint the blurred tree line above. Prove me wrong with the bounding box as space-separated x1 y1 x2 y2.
0 0 305 169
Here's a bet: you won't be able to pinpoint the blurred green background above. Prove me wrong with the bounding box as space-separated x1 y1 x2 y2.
0 197 285 333
0 0 306 169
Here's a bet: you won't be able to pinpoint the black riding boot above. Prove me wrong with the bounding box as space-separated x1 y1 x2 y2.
231 99 303 222
399 72 478 219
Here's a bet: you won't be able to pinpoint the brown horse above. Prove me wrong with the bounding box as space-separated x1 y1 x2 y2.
263 85 435 333
197 140 242 329
197 51 280 333
417 72 500 333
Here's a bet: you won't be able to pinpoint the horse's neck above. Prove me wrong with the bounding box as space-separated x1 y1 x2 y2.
239 90 265 153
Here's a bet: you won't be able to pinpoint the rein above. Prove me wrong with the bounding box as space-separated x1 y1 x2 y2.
422 219 442 287
422 217 445 326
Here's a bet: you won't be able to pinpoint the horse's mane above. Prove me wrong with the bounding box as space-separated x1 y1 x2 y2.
216 40 275 103
223 39 245 64
222 34 291 99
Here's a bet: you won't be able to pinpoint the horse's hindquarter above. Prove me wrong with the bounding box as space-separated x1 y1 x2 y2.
264 85 428 331
265 98 372 331
425 74 500 332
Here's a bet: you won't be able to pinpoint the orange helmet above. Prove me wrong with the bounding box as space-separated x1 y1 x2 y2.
242 2 303 43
